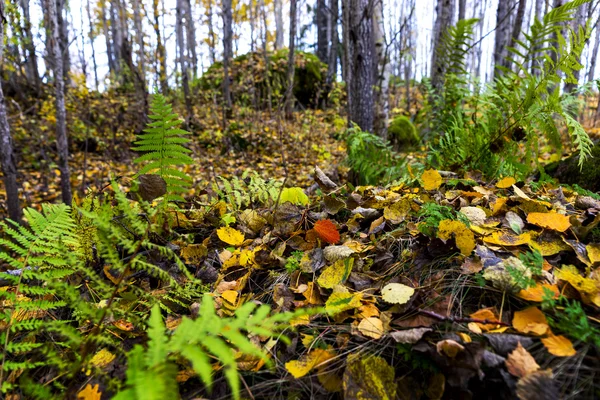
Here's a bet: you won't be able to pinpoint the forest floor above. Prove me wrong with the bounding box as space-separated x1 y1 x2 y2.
1 104 600 399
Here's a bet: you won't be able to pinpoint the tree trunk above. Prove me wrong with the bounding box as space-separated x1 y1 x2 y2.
86 0 99 90
184 0 198 77
57 0 71 84
493 0 513 79
458 0 466 21
133 0 146 85
531 0 545 74
49 0 72 205
274 0 284 50
260 0 273 114
176 0 192 123
587 12 600 83
564 4 587 93
348 0 375 132
18 0 40 93
325 0 339 93
0 5 22 222
431 0 455 91
285 0 298 119
373 0 390 141
206 0 216 64
153 0 168 94
316 0 329 63
222 0 233 121
101 0 116 75
342 0 352 109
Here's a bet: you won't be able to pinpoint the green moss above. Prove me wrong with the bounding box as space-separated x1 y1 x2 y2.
549 143 600 192
388 115 419 150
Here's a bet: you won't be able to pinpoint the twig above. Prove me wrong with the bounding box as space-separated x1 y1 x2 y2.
418 309 511 327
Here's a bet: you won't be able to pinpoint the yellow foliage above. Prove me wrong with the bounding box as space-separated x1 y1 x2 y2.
421 169 442 191
437 219 476 255
216 226 245 246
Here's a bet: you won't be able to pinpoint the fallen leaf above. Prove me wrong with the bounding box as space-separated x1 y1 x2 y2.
436 339 465 358
516 283 560 302
422 169 442 191
358 317 385 339
216 226 245 246
317 258 354 289
343 353 396 400
527 212 571 232
325 291 362 315
496 177 516 189
388 328 432 344
285 348 336 378
512 307 549 336
437 219 476 256
77 384 101 400
484 231 531 246
381 283 415 305
541 333 576 357
469 308 501 331
180 243 208 264
505 342 540 378
314 219 340 244
280 187 309 206
89 348 116 368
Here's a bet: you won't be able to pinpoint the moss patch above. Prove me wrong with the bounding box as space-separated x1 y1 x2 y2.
388 115 419 151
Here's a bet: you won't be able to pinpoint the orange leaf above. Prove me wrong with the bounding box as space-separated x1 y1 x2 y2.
516 283 560 302
512 307 549 336
314 219 340 244
541 333 576 357
505 342 540 378
77 384 101 400
526 212 571 232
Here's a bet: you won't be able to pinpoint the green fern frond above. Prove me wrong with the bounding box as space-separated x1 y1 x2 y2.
133 94 193 202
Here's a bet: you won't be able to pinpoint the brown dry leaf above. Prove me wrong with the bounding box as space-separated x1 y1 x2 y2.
437 219 476 256
461 257 483 274
541 333 577 357
483 231 531 246
512 307 549 336
388 328 432 344
358 317 385 339
422 169 442 191
526 212 571 232
516 369 558 400
469 308 501 331
77 384 101 400
424 373 446 400
436 339 465 358
505 342 540 378
383 198 411 224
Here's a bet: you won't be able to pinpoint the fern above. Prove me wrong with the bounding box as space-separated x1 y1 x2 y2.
214 170 283 210
115 294 313 400
133 94 193 201
346 125 406 185
429 0 593 178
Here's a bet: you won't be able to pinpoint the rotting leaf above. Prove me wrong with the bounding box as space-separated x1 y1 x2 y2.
484 231 531 246
388 328 432 344
343 353 396 400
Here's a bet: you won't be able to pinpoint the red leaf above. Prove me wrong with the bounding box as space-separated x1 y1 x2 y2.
314 219 340 244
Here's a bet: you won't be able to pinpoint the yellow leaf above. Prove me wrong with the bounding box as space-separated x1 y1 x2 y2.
290 314 310 327
358 317 385 339
586 243 600 264
505 342 540 378
381 283 415 305
541 333 576 357
526 212 571 232
325 291 363 315
89 348 116 369
528 231 571 256
437 219 476 256
317 258 354 289
469 308 501 332
436 339 465 358
512 307 549 335
216 226 245 246
421 169 442 191
77 384 101 400
483 231 531 246
343 353 396 400
496 177 517 189
180 243 208 264
285 348 336 378
383 198 411 224
555 265 600 306
280 187 309 206
222 290 239 305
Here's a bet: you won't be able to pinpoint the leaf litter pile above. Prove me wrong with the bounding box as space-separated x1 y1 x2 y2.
145 166 599 399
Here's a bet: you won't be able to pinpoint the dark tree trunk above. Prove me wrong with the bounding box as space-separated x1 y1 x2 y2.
458 0 466 20
326 0 339 93
133 0 146 85
493 0 513 79
316 0 329 63
184 0 197 76
0 4 22 222
56 0 71 84
347 0 375 132
222 0 233 120
504 0 527 71
431 0 455 91
49 0 72 205
285 0 298 118
86 0 99 90
19 0 40 93
153 0 168 94
101 0 116 75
